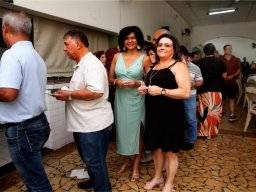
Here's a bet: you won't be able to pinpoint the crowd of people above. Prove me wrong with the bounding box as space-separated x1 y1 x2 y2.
1 11 253 192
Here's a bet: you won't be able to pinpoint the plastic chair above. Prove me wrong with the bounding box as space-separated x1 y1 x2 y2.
236 78 244 105
243 82 256 108
244 86 256 132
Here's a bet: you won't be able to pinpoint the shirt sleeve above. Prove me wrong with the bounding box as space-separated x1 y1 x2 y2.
85 61 106 93
0 51 22 89
195 66 203 81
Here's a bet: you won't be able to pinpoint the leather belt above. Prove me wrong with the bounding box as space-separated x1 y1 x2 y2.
1 113 45 129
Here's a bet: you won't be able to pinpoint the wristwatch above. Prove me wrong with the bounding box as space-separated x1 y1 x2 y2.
68 91 72 101
161 88 166 96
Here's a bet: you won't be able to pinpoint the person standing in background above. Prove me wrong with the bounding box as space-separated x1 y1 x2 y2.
55 30 113 192
197 43 227 138
241 56 250 80
180 45 203 150
105 44 120 73
105 45 120 142
0 11 52 191
109 26 151 181
220 44 241 122
94 50 106 66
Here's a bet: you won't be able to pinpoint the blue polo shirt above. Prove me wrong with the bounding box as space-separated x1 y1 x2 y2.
0 41 47 123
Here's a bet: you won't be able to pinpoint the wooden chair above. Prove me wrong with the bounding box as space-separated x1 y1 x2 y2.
244 86 256 132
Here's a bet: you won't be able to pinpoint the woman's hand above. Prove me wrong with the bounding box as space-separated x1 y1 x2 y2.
116 79 127 88
138 85 147 95
147 85 161 96
117 80 139 88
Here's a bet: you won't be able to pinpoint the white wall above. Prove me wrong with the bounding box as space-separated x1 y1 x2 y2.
14 0 189 44
190 21 256 62
14 0 121 33
205 37 256 63
191 21 256 48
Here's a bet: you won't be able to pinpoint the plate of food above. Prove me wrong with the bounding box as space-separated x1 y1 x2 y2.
45 89 59 96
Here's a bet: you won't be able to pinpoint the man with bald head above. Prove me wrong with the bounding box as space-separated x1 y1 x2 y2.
146 28 171 65
152 28 171 46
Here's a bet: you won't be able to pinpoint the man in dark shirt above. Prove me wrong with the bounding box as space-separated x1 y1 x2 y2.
220 44 242 122
241 57 250 79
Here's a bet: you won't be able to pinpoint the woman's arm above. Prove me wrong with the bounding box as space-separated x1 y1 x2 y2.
108 53 119 86
143 55 152 74
148 61 191 99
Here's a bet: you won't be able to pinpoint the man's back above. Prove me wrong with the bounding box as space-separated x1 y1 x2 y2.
197 56 226 93
0 41 47 123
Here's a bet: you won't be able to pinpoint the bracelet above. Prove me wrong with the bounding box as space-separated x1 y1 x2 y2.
139 80 143 86
113 79 117 86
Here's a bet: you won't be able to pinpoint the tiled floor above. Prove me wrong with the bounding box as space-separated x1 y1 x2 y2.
0 102 256 192
0 130 11 167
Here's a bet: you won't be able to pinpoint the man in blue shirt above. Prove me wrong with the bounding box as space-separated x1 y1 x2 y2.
0 12 52 191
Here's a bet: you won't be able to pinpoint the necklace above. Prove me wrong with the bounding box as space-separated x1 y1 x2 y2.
149 69 161 85
148 60 176 85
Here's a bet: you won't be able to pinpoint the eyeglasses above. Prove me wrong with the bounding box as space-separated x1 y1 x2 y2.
157 43 173 48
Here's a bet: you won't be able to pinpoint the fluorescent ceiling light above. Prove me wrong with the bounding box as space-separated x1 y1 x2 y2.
208 8 237 15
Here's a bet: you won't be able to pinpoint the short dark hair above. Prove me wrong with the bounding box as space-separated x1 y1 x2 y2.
118 26 144 52
203 43 216 56
179 45 189 56
156 33 181 60
223 44 231 50
144 42 156 55
94 50 105 59
63 29 89 47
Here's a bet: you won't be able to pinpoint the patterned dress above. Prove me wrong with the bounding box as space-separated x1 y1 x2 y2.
197 92 222 137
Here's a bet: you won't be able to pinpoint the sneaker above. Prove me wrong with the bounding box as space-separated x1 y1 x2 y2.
78 179 93 190
140 152 153 163
228 114 238 122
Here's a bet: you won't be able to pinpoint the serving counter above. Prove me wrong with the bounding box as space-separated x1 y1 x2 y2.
44 82 74 150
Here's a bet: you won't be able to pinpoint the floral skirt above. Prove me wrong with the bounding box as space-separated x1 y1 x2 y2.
197 92 222 137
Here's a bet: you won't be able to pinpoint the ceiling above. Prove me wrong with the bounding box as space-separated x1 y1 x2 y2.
165 0 256 27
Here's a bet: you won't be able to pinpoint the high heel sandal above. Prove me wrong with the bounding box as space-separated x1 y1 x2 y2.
117 163 130 174
162 185 176 192
144 177 164 190
162 188 176 192
130 171 140 182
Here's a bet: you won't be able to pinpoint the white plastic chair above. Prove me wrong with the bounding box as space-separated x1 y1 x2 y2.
236 78 244 105
244 86 256 132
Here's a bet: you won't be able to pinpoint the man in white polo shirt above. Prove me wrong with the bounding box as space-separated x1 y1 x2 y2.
55 30 113 192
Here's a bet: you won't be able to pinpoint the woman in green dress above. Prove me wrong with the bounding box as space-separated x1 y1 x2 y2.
109 26 151 181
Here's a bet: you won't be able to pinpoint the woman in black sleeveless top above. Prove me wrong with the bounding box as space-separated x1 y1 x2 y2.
138 34 190 192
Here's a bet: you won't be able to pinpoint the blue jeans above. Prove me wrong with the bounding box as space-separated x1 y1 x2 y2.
73 125 112 192
5 113 52 192
183 95 197 144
